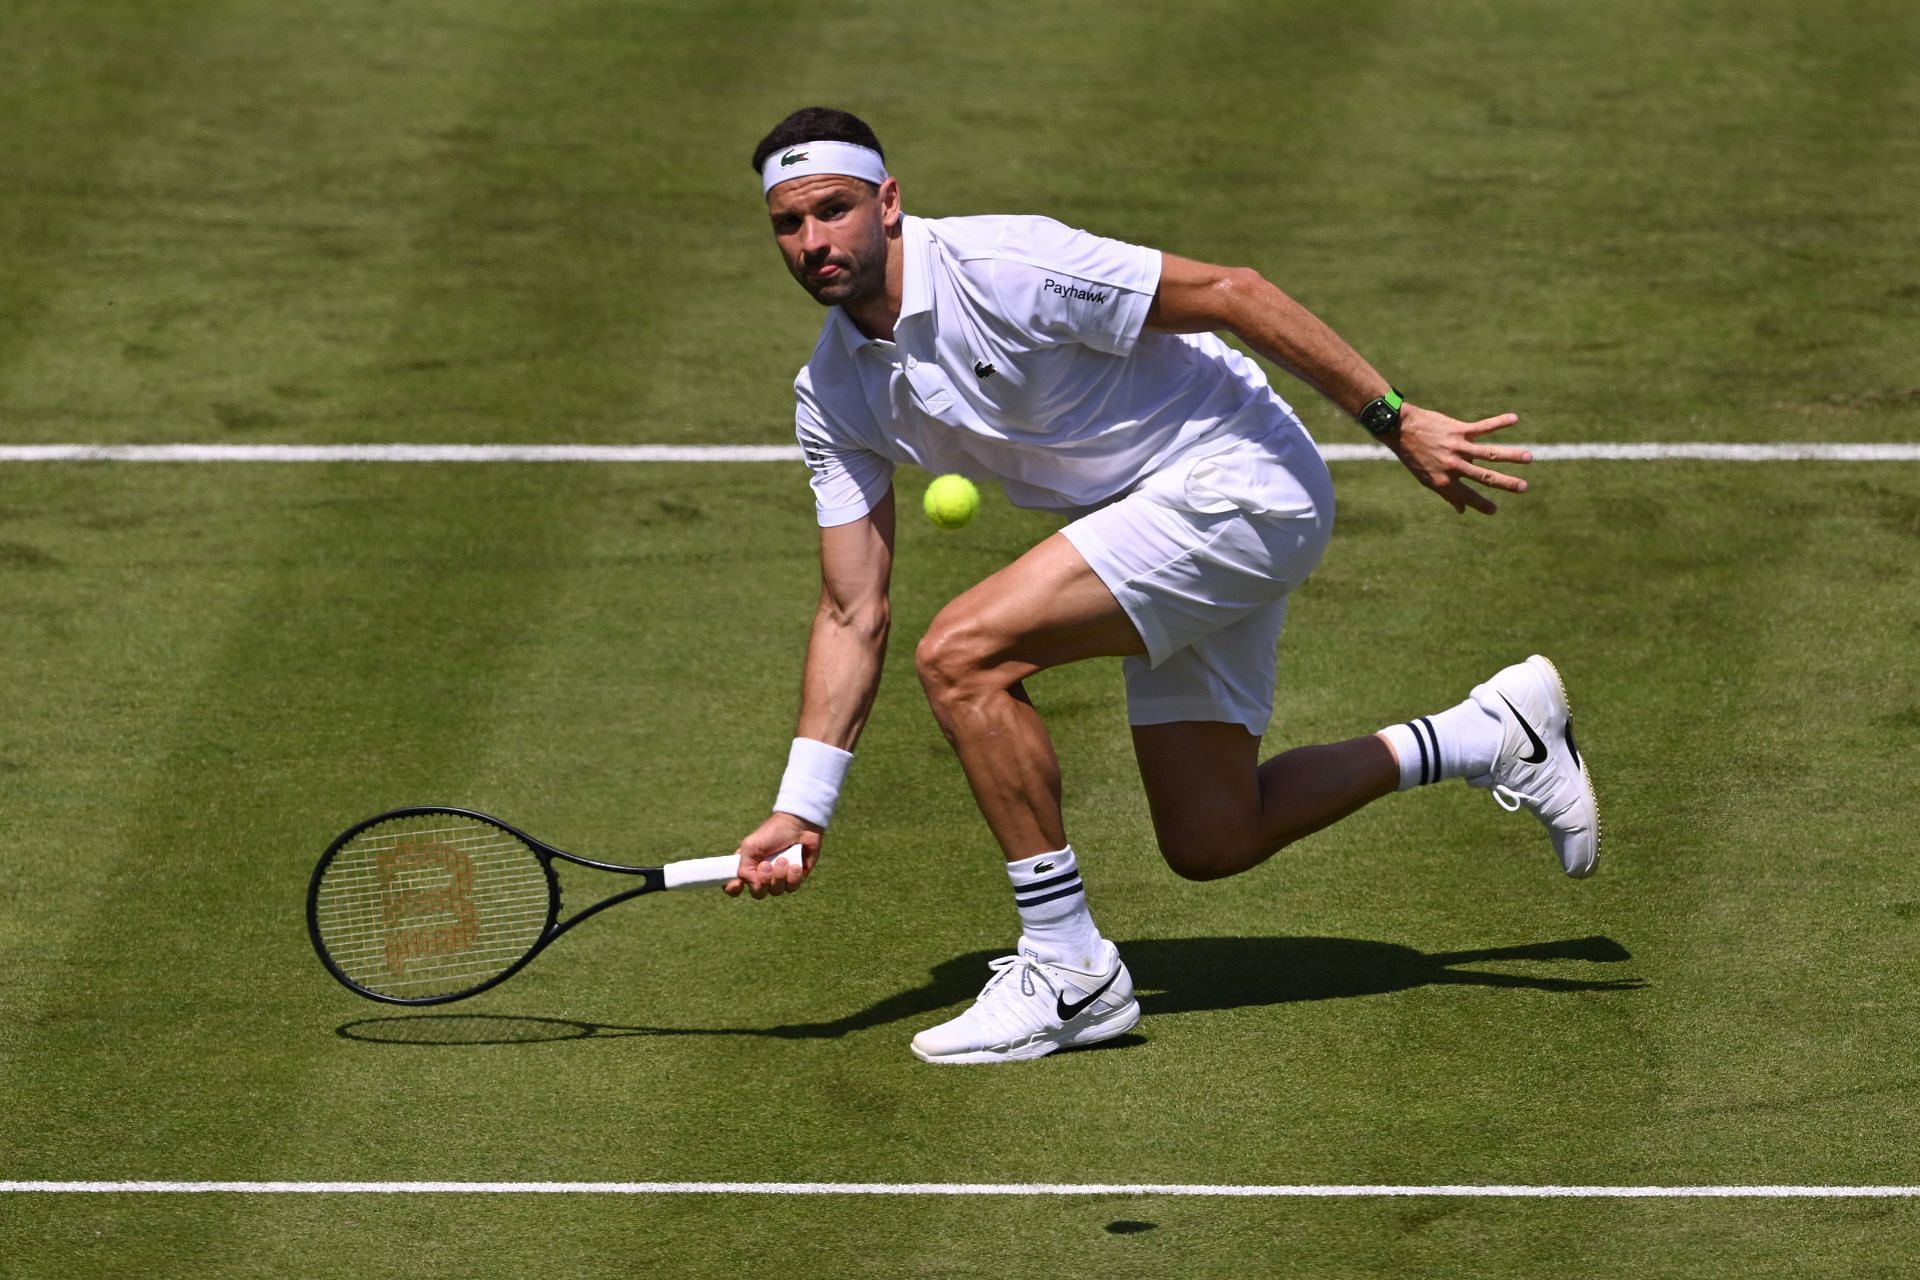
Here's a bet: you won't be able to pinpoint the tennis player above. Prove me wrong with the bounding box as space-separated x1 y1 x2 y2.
728 108 1599 1064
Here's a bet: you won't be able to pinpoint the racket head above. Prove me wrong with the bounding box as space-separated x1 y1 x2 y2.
307 806 560 1005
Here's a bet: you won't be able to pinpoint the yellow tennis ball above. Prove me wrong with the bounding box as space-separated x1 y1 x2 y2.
923 474 980 529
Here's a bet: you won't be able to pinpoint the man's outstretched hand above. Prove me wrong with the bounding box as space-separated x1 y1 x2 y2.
1388 406 1533 514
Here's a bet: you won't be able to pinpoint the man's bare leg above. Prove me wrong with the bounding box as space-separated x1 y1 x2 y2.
916 530 1397 872
908 532 1150 1063
906 530 1405 1063
1132 721 1398 880
913 533 1146 861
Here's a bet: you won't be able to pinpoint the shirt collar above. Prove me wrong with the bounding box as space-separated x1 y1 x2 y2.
897 213 933 321
832 214 932 359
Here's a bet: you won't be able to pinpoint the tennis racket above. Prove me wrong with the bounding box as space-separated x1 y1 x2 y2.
307 805 800 1005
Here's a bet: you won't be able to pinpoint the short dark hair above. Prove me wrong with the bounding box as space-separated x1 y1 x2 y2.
750 107 885 174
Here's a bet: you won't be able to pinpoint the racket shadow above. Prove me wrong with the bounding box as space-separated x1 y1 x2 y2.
334 933 1641 1048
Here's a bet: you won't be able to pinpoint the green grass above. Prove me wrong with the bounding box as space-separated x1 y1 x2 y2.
4 1 1920 1276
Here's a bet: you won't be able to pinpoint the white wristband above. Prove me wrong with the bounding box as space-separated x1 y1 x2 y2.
773 737 853 829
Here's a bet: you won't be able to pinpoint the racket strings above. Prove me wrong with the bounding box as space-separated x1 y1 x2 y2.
312 815 552 999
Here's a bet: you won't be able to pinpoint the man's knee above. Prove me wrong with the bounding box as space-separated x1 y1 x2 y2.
1156 834 1244 882
914 616 995 709
1154 826 1286 882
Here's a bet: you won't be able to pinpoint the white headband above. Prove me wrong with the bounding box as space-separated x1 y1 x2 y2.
760 140 889 194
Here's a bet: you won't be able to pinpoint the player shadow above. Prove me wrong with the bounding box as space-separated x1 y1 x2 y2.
335 934 1642 1047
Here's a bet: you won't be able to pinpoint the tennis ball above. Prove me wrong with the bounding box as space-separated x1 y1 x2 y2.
923 474 980 529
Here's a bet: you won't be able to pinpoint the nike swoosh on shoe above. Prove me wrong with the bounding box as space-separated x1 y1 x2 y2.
1499 693 1550 764
1055 970 1120 1021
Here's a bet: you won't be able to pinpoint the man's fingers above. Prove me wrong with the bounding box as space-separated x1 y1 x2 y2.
1438 477 1496 515
1473 444 1533 465
1470 464 1528 494
724 844 810 900
1402 408 1526 516
774 844 808 883
1462 412 1529 464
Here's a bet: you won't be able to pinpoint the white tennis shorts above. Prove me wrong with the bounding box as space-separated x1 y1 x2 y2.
1060 421 1334 736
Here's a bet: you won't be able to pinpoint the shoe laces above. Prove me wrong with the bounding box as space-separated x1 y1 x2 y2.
982 953 1053 1000
1492 782 1577 828
1490 784 1532 813
967 954 1062 1038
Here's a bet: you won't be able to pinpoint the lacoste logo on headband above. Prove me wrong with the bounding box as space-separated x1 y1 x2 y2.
760 140 888 194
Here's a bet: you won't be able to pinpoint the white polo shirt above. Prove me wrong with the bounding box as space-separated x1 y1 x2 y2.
794 212 1314 526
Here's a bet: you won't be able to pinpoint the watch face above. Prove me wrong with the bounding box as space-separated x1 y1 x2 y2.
1361 400 1401 435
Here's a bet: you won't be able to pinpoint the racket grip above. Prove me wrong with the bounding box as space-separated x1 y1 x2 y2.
661 845 805 890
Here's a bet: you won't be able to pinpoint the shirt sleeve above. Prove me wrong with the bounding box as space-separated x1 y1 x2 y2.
796 375 894 528
985 216 1163 357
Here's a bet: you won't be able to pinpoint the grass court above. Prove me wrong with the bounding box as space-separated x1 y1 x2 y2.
3 1 1918 1275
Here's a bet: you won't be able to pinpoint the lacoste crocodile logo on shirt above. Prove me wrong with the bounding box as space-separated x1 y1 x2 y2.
973 359 995 379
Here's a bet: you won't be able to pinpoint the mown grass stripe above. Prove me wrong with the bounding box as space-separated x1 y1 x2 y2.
7 1181 1919 1198
3 443 1916 463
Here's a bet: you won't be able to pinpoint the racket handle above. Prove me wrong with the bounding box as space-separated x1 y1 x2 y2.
660 845 805 890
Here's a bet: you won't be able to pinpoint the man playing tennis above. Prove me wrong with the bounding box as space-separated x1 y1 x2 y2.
728 107 1599 1064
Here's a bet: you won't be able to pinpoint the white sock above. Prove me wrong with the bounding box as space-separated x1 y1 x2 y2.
1378 697 1504 791
1007 847 1103 971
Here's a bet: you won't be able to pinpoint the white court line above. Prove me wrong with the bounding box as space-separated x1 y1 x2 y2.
3 1180 1918 1198
1 442 1918 464
0 444 800 463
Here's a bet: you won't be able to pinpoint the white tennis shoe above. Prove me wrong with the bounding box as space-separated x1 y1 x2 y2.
910 938 1140 1064
1468 654 1601 878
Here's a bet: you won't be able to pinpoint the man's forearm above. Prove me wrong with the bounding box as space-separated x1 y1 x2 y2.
793 596 890 751
1147 256 1392 423
1222 271 1391 421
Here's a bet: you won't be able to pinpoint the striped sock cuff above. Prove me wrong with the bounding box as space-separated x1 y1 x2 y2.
1007 848 1084 909
1378 719 1442 791
1014 869 1085 908
1007 847 1102 968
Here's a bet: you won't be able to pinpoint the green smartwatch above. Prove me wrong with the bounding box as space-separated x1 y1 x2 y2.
1357 387 1405 438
